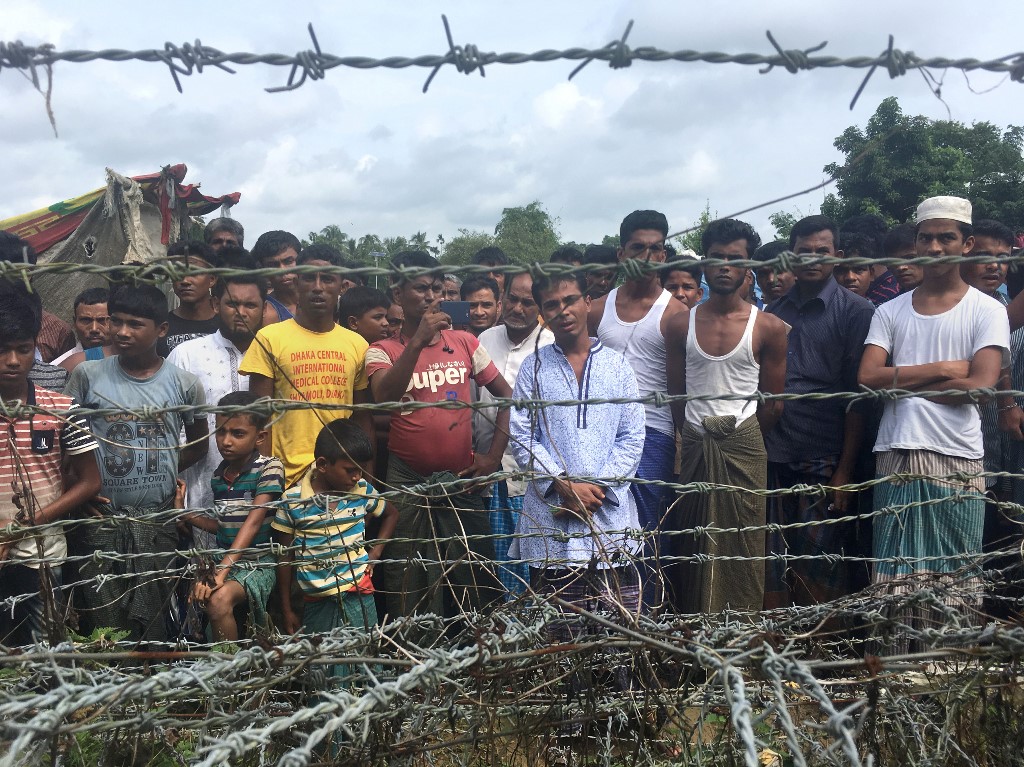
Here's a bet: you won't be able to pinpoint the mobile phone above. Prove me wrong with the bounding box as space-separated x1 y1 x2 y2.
440 300 471 325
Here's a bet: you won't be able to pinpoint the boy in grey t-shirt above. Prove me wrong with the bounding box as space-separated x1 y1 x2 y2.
65 285 208 642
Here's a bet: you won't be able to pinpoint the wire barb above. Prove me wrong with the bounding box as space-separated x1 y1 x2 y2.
759 30 828 74
266 23 327 93
158 40 236 93
422 15 488 93
568 19 634 80
850 34 914 110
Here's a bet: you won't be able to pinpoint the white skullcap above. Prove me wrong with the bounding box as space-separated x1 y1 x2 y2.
916 196 972 225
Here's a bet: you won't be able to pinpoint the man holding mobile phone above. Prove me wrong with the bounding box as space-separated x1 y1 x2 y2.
366 251 509 620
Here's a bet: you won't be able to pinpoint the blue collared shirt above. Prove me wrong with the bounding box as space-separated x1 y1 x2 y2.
764 278 875 462
509 339 646 569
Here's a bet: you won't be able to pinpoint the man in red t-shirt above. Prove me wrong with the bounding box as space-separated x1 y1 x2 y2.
366 251 510 619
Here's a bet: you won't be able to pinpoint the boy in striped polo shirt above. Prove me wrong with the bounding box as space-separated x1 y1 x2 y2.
273 419 398 645
180 390 285 640
0 282 102 645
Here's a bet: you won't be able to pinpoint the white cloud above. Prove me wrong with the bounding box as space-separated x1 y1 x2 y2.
532 82 603 130
355 154 378 173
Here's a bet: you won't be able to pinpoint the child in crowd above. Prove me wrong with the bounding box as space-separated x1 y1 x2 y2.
337 286 392 344
834 232 875 298
179 391 284 641
660 262 704 308
0 282 101 645
272 419 397 671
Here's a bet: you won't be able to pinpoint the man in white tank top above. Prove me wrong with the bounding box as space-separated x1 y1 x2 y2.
664 219 788 615
588 210 688 609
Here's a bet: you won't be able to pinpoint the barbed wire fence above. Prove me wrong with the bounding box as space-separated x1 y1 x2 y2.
3 18 1024 765
2 17 1024 136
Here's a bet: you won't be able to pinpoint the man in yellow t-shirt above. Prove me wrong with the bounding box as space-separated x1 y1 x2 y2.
240 244 371 485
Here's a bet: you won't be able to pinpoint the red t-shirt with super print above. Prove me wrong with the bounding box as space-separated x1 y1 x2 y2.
365 329 499 475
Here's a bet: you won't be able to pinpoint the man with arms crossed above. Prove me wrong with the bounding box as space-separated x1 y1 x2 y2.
859 196 1009 653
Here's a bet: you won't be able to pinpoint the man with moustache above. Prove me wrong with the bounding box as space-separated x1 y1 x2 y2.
52 288 111 366
763 215 875 608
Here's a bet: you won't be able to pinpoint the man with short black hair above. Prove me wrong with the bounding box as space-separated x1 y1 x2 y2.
666 218 788 614
65 284 209 641
477 271 554 596
472 247 510 293
549 245 583 267
52 287 110 366
0 284 101 645
510 272 644 762
240 243 372 487
160 241 221 357
763 214 875 608
367 250 508 618
884 224 923 293
588 209 688 608
0 232 75 363
583 244 618 299
251 230 302 325
752 240 796 304
169 263 266 516
460 275 502 336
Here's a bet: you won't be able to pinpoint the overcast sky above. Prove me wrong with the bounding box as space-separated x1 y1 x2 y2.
4 0 1023 248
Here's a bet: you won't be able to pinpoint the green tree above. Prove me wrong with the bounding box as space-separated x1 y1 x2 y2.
440 228 496 266
493 201 560 264
600 234 619 247
674 201 715 255
822 96 1024 227
303 225 356 256
768 211 798 242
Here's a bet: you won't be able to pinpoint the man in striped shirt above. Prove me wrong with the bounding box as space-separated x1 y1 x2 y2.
0 282 101 645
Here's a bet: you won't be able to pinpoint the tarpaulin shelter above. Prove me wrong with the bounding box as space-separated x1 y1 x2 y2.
0 164 240 319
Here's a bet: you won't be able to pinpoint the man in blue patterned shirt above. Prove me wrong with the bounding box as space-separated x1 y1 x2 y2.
510 271 646 622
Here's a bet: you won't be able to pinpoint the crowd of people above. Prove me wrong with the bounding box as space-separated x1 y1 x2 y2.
0 195 1020 660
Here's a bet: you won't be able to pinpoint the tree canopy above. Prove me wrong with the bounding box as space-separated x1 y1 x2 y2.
303 201 571 268
493 201 561 264
820 97 1024 228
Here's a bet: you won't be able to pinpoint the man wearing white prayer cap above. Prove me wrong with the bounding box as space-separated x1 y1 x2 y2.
857 194 1010 654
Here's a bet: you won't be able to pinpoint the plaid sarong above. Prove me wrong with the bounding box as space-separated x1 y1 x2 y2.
531 564 642 646
872 449 987 654
487 481 528 598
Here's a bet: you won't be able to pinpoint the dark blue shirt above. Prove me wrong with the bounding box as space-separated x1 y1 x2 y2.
764 279 875 462
864 270 901 307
